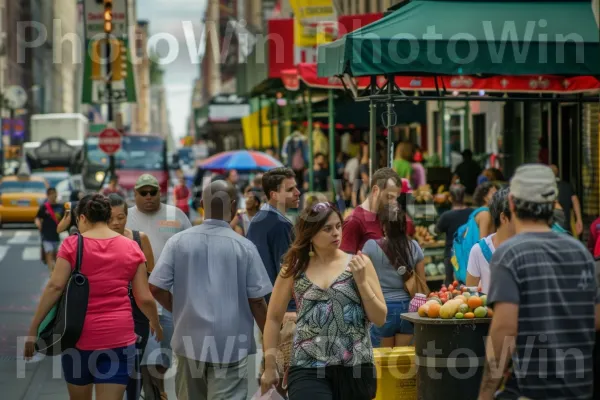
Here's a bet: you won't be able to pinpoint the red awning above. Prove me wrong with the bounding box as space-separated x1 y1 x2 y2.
282 63 600 94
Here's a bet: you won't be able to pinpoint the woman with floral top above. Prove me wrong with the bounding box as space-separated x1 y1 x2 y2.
260 202 387 400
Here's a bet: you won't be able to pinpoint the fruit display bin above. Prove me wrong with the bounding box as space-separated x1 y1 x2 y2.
400 312 491 400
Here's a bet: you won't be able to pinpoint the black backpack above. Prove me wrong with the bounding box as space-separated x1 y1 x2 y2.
35 233 89 355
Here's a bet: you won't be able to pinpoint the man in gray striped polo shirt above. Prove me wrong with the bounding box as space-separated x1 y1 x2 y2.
479 164 600 400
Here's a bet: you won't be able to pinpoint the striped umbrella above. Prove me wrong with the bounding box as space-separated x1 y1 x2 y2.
200 150 283 172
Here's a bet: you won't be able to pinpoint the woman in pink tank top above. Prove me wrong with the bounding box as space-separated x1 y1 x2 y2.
24 194 163 400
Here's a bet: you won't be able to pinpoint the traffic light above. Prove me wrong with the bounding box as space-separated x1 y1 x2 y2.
91 39 127 81
111 40 127 81
104 0 113 33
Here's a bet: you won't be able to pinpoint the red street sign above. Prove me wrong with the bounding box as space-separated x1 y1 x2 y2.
98 128 122 155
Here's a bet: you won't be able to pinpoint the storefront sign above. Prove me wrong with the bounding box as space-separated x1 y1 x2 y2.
290 0 336 47
267 13 383 78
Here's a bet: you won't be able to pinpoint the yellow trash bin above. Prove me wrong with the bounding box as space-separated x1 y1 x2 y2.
374 347 417 400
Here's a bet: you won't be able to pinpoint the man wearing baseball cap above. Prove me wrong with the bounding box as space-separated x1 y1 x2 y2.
479 164 599 399
126 173 192 399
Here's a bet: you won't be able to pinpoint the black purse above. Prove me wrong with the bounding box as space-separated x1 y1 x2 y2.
35 233 89 356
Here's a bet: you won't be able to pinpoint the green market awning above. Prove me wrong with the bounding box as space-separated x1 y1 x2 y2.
317 0 600 78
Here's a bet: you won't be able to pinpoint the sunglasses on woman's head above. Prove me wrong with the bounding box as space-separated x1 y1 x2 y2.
311 202 335 213
138 189 158 197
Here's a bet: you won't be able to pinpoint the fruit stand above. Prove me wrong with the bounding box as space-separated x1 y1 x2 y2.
402 287 492 400
410 185 450 286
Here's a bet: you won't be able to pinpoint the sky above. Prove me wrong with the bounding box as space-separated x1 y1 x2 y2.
136 0 207 139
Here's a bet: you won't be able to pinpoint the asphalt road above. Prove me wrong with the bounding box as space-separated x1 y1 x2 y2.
0 225 260 399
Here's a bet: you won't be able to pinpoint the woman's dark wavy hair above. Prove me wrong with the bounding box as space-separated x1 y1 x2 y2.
107 193 128 215
76 194 112 224
473 181 497 207
280 202 342 279
378 202 414 274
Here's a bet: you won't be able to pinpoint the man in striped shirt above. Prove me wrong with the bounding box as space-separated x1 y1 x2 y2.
479 165 600 400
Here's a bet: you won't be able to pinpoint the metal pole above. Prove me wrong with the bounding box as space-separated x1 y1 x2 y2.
258 96 263 150
285 91 292 138
275 100 281 158
369 76 377 183
328 89 335 198
307 88 314 192
270 99 275 150
440 100 447 166
463 103 470 151
387 76 393 168
106 34 115 179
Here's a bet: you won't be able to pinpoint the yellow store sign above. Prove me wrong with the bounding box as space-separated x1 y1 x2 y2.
290 0 336 48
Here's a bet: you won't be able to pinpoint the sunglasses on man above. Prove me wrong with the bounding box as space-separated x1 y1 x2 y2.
138 189 158 197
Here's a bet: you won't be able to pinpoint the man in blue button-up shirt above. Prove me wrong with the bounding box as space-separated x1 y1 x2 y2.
246 167 300 311
149 180 272 400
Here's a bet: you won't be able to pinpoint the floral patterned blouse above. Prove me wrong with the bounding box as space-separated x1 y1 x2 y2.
289 259 374 368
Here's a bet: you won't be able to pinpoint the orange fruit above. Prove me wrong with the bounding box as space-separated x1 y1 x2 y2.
418 305 428 317
427 303 441 318
487 308 494 318
464 312 475 319
467 296 483 310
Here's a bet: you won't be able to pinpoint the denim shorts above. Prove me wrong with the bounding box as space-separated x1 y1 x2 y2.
61 344 136 386
42 241 60 254
370 300 413 347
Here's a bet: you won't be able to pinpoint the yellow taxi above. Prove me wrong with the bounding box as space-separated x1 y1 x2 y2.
0 175 48 225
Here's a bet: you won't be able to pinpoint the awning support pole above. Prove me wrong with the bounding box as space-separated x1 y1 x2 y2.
387 75 394 168
270 98 276 150
440 100 448 166
369 76 377 183
258 96 263 151
463 102 470 151
275 99 281 156
307 88 314 192
328 89 336 200
285 92 292 139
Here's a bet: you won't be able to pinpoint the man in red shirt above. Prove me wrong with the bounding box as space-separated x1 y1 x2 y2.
341 167 415 254
173 177 191 218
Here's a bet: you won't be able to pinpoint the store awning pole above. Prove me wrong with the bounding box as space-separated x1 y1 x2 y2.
270 99 276 150
440 100 448 166
328 89 336 199
369 76 377 183
307 88 314 192
387 75 394 168
258 96 263 151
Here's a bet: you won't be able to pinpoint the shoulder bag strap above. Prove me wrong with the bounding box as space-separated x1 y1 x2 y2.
132 230 142 249
478 238 493 263
74 233 84 273
45 202 59 225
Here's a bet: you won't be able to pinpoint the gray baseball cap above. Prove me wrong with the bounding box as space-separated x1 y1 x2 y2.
134 174 159 190
510 164 558 203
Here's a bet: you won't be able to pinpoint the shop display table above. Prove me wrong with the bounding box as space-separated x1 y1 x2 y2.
401 312 492 400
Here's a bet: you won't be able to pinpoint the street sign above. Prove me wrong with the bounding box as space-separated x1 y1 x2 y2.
98 128 122 155
83 0 127 39
81 0 136 105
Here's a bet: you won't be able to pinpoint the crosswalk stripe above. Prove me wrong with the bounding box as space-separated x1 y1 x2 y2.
8 231 32 244
22 246 41 261
0 246 8 263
